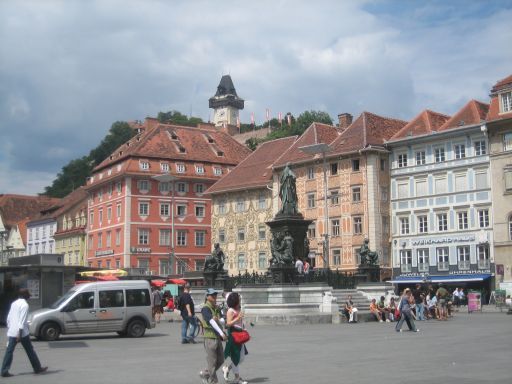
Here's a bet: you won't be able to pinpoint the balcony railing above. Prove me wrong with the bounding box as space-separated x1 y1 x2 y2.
478 260 490 269
418 263 429 272
401 264 412 273
438 262 449 271
458 260 471 270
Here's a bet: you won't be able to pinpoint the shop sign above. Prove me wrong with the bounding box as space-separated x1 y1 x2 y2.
95 249 114 257
411 235 475 246
467 291 482 312
130 247 151 254
449 270 491 275
27 279 40 299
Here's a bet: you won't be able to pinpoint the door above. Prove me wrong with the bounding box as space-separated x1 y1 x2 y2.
96 289 125 332
41 272 63 307
61 290 97 333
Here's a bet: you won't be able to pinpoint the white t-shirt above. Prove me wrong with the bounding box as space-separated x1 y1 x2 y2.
6 298 30 338
295 259 304 273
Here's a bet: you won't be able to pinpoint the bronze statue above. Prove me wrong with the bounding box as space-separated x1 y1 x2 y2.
269 231 294 266
278 163 299 216
204 243 225 272
358 238 378 266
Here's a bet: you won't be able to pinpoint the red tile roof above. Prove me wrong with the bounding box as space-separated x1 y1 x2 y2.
491 74 512 93
207 136 297 194
487 74 512 122
273 123 341 168
0 195 60 229
51 187 88 219
94 118 251 172
389 110 450 141
330 112 407 155
16 218 30 245
438 100 489 131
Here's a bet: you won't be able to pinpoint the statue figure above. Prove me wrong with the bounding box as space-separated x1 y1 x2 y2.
204 243 225 272
358 238 378 266
269 231 294 266
278 163 299 216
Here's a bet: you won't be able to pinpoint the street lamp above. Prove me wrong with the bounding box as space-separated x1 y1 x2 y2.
299 143 331 270
152 174 178 276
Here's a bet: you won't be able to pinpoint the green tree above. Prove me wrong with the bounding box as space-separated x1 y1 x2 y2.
295 110 333 132
245 137 260 151
44 121 136 198
157 110 203 127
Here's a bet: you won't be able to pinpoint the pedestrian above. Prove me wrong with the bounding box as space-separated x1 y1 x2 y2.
179 284 197 344
295 258 304 274
222 292 249 384
436 284 449 321
152 286 163 323
304 260 310 275
395 288 419 333
1 288 48 377
199 288 227 384
413 284 425 321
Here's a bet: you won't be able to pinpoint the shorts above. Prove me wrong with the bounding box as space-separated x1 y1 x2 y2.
438 299 446 308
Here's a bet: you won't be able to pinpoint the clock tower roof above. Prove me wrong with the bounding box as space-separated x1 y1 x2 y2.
209 75 244 110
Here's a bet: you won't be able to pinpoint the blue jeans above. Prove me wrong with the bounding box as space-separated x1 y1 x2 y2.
181 315 197 342
2 336 43 375
395 311 417 332
417 303 425 320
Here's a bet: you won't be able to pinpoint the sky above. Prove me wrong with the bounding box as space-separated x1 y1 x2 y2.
1 0 511 195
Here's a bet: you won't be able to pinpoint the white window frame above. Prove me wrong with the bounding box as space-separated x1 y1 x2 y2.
400 250 412 273
501 91 512 113
331 219 340 236
477 245 490 269
139 202 149 216
417 249 429 272
397 153 408 168
454 144 466 159
418 215 428 234
400 217 410 235
457 246 471 270
474 140 486 156
437 247 449 271
140 161 150 171
457 211 468 230
434 147 445 163
415 150 426 165
478 209 489 228
138 229 149 245
437 213 448 232
195 230 206 247
176 163 186 173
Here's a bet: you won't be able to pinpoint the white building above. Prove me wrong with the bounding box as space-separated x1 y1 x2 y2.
387 103 494 294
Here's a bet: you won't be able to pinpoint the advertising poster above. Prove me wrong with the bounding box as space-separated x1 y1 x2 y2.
467 291 481 313
27 279 40 299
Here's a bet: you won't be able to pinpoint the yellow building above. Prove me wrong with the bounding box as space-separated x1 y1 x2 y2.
53 187 88 266
207 137 297 274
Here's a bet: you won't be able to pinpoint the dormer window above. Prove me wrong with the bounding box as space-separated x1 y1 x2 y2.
179 146 186 153
140 161 150 170
217 151 224 157
501 91 512 113
176 164 186 173
214 167 222 176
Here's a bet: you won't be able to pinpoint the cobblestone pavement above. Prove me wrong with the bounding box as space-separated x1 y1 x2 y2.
0 311 510 384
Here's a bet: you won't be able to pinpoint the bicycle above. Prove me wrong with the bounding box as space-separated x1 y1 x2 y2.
191 316 203 338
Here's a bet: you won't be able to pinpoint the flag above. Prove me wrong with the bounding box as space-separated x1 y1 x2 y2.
287 114 291 126
278 112 282 124
266 108 270 121
236 116 240 132
251 112 255 125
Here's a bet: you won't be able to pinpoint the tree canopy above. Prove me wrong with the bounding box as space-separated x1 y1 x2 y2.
44 121 136 197
157 110 203 127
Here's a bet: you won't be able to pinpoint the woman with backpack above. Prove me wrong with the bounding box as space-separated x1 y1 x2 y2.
395 288 419 333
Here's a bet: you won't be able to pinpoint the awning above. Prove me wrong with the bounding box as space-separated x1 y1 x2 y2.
389 273 492 284
167 278 187 285
151 279 167 287
79 269 128 277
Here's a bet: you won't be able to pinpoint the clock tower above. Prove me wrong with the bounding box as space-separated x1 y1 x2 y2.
209 75 244 128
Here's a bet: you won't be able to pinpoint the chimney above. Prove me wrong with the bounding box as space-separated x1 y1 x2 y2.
337 113 353 130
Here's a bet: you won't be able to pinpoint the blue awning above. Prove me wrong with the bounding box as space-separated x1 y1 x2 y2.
389 273 492 284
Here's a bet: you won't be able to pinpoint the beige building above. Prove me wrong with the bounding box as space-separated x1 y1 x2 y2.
487 74 512 293
273 114 407 277
207 137 297 274
53 187 88 266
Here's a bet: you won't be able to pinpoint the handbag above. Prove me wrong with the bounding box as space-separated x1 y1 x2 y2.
394 308 401 319
231 329 250 345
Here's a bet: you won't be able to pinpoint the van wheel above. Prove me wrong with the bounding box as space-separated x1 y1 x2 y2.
127 319 146 338
40 322 61 341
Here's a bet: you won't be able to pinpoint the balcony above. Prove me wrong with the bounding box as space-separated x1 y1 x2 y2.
458 260 471 270
478 260 491 269
438 262 449 271
401 264 412 273
418 263 429 272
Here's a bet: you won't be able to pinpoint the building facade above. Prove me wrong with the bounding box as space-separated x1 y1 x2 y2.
388 101 494 292
53 187 88 266
85 118 250 275
272 113 406 276
487 74 512 294
26 217 58 256
208 137 297 274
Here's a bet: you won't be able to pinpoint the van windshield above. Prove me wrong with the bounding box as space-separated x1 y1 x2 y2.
49 289 78 309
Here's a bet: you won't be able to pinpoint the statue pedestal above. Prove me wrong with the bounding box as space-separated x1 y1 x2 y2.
203 270 228 289
268 265 297 285
357 265 381 283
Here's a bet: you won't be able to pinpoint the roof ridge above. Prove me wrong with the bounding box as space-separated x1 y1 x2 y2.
361 110 409 125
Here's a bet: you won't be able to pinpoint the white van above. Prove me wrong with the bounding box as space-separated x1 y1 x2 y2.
28 280 155 341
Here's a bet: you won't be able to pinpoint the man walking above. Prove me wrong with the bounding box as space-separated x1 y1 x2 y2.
152 286 163 323
1 288 48 377
199 288 227 384
179 283 197 344
413 284 425 321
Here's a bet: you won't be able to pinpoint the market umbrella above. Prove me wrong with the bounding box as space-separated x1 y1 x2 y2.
151 280 167 287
